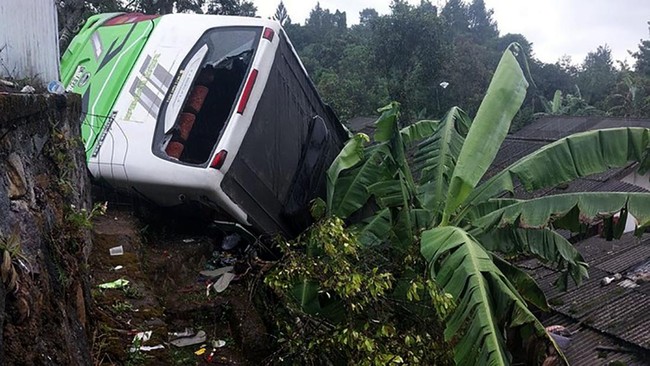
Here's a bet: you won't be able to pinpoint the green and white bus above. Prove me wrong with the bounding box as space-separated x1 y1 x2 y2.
61 13 347 236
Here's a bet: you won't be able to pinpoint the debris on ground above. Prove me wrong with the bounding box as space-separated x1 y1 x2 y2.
133 331 152 343
213 340 226 348
200 266 234 278
109 245 124 256
0 78 16 88
211 272 236 294
221 233 242 251
168 328 194 338
170 330 207 347
47 80 65 94
546 325 573 350
98 278 129 289
20 85 35 93
138 345 165 352
89 209 270 364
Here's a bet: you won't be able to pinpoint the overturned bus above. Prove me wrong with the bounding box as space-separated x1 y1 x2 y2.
60 13 347 237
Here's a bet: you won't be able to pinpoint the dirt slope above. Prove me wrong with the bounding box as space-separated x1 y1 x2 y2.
89 209 270 365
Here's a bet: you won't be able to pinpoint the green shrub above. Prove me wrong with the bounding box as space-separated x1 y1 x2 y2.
265 216 455 365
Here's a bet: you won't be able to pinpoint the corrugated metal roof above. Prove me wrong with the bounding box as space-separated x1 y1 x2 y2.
501 117 650 364
596 244 650 274
523 236 650 364
543 313 647 366
589 291 650 349
574 234 645 264
553 268 626 318
512 116 650 141
0 0 60 84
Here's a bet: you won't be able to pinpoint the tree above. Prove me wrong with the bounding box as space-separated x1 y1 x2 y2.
370 1 446 119
536 88 601 117
358 8 378 26
577 45 617 108
441 0 470 37
205 0 256 16
273 1 291 25
317 44 390 120
468 0 498 43
131 0 203 14
311 43 650 365
56 0 257 49
632 21 650 76
606 69 650 118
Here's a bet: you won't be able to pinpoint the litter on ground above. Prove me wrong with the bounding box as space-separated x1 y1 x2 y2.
130 345 165 352
109 245 124 256
200 266 234 278
212 272 236 294
170 330 207 347
98 278 129 289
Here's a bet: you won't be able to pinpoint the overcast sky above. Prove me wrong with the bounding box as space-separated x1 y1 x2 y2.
253 0 650 65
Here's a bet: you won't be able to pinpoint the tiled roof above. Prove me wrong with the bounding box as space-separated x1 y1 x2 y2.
520 234 650 364
501 117 650 364
512 116 650 141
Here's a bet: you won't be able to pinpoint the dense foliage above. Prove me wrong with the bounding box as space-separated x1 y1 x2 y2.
266 215 455 365
283 1 650 124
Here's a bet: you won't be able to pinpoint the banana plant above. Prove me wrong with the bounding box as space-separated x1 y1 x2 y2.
326 43 650 365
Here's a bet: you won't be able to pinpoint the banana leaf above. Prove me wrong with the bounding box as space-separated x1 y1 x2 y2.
326 133 370 213
329 144 393 218
467 127 650 207
491 255 549 311
374 102 400 142
355 208 393 247
443 43 529 222
473 192 650 233
421 226 558 366
400 119 440 146
479 228 588 291
413 107 471 216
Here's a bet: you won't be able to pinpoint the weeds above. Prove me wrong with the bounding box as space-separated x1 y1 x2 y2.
48 127 78 195
66 201 108 231
111 300 133 313
126 337 146 366
0 231 28 294
170 348 198 365
121 285 142 299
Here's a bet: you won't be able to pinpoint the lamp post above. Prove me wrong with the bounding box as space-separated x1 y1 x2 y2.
436 81 449 115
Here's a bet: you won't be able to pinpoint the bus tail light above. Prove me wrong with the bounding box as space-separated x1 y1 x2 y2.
236 69 258 114
210 150 228 169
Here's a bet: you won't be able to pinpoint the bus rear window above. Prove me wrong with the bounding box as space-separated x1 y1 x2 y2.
156 27 261 164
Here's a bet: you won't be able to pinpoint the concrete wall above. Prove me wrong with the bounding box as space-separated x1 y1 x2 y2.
0 0 60 84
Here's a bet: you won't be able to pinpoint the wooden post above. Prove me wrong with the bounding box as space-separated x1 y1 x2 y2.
0 0 60 85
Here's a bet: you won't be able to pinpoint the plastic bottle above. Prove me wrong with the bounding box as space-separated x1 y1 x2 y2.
47 80 65 94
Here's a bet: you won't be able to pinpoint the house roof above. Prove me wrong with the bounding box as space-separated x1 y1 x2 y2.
502 116 650 364
346 116 377 137
519 234 650 365
512 115 650 141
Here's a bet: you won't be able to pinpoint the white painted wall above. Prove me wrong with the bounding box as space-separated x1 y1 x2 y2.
623 171 650 191
0 0 60 84
621 171 650 233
